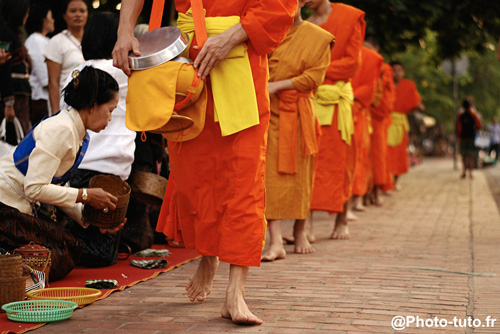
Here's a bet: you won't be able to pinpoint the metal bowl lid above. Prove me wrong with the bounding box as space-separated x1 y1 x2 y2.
129 27 190 70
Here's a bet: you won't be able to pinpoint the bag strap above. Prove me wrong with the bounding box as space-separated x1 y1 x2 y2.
149 0 207 48
149 0 165 31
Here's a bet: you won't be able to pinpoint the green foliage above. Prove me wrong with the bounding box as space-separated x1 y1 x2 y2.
339 0 500 61
390 32 500 133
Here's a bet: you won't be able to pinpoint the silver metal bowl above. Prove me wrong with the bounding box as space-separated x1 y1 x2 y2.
129 27 189 70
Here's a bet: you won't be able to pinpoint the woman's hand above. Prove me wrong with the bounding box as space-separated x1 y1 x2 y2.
100 218 127 234
0 49 11 65
84 188 118 211
4 105 15 121
112 32 140 77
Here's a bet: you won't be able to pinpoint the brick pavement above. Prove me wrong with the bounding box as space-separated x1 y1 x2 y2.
31 158 500 333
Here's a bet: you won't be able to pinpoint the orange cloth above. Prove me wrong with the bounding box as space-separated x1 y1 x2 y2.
387 78 421 176
156 0 295 267
310 3 365 213
265 21 333 220
370 63 395 186
277 90 316 174
351 47 383 196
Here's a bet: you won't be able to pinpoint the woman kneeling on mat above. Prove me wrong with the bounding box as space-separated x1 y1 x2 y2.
0 66 124 281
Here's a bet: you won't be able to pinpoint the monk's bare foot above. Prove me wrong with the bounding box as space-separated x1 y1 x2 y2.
221 290 262 325
374 196 384 207
346 210 358 221
353 203 366 212
283 233 315 244
221 265 263 325
186 255 218 302
283 235 295 245
381 190 392 197
331 224 350 240
293 219 316 254
261 244 286 262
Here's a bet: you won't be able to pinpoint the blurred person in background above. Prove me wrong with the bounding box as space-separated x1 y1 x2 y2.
0 0 31 135
45 0 87 113
25 3 55 125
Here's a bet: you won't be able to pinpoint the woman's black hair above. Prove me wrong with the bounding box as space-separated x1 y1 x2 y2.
462 99 471 111
62 66 119 111
25 3 51 36
390 61 404 68
82 12 118 60
63 0 89 14
0 0 29 37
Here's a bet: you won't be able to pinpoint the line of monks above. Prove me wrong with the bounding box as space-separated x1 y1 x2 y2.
261 0 424 261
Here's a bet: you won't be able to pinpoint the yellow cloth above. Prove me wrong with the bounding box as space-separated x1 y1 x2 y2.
387 112 409 147
177 9 259 136
314 82 354 145
126 61 182 132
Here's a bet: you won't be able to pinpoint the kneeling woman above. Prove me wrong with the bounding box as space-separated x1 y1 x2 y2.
0 66 122 281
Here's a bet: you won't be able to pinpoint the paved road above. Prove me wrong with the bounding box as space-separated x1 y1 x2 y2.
33 158 500 333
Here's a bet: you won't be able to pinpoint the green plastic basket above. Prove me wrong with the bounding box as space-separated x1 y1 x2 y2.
1 300 78 323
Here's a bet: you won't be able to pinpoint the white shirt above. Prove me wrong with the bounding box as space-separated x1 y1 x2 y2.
25 33 50 101
44 30 84 91
488 123 500 144
61 59 136 180
0 109 85 224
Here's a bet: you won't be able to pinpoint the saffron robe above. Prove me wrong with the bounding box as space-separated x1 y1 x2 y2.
370 63 395 187
156 0 295 267
351 47 383 196
310 3 366 213
266 21 334 220
387 78 421 176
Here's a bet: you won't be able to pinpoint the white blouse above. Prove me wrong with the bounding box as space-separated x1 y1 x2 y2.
25 32 50 101
44 30 84 92
0 108 86 224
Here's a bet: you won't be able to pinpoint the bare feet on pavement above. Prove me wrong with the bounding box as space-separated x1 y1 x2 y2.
331 223 350 240
261 244 286 262
186 255 219 302
346 210 358 221
221 265 263 325
293 219 316 254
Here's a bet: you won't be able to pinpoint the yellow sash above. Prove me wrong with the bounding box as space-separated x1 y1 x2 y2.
314 82 354 145
177 10 259 136
387 112 409 147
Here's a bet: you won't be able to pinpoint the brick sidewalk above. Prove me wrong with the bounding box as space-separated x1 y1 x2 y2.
32 158 500 333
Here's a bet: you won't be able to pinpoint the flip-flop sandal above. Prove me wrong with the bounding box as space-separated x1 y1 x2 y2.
85 279 119 289
134 248 171 257
130 259 168 269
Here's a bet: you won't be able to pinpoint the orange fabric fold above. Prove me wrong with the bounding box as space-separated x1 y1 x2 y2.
311 3 366 213
277 90 316 174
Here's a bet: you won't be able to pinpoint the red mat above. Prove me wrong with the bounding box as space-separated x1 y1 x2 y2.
0 245 200 334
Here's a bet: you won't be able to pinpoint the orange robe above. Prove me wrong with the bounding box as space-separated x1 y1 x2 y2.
156 0 295 267
266 22 334 220
370 63 395 187
387 78 421 176
351 47 383 196
310 3 365 213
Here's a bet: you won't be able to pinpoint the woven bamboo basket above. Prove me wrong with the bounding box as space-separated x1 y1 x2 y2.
14 243 51 283
0 254 23 278
83 175 131 229
130 171 168 206
27 288 102 307
0 276 27 308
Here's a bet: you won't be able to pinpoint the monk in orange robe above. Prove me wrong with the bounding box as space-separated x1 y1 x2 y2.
387 61 424 189
261 0 334 262
350 46 383 212
306 0 365 240
113 0 295 325
363 36 395 205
